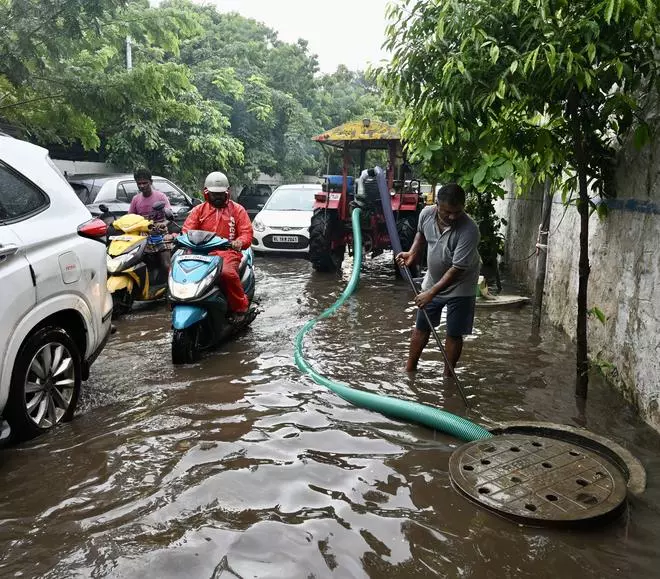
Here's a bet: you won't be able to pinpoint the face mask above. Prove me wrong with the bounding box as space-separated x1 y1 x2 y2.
208 191 228 208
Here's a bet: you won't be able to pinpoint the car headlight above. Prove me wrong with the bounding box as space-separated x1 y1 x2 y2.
168 267 218 301
253 218 266 232
107 248 139 273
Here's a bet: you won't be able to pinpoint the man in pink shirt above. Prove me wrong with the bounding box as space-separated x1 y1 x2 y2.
129 168 171 219
129 167 172 274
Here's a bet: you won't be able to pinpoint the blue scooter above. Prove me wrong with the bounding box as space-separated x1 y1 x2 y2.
168 230 256 364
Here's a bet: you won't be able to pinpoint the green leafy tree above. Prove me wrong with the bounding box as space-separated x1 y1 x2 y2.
0 0 127 146
380 0 659 396
175 2 324 182
1 0 243 190
2 0 397 190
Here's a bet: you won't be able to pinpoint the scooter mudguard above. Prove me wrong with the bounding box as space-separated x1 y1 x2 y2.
172 304 207 330
107 275 134 293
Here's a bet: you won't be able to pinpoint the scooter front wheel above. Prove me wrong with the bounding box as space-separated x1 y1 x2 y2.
112 289 134 318
172 327 200 365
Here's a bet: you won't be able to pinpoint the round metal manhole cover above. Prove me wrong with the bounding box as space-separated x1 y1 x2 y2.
449 434 628 526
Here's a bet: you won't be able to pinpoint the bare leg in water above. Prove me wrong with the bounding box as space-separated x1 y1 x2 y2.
443 335 463 376
406 328 430 372
405 329 464 375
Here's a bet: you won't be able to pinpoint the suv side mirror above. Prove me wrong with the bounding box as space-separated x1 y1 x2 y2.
192 198 202 206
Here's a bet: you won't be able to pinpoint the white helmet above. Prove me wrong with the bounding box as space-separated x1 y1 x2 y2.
204 171 229 193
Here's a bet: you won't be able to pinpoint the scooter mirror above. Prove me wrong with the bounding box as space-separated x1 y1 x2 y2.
99 204 109 213
152 201 166 211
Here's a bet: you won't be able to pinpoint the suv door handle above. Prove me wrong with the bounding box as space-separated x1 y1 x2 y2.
0 244 18 258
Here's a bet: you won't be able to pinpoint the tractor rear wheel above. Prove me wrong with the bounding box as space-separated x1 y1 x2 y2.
396 213 422 278
309 209 345 273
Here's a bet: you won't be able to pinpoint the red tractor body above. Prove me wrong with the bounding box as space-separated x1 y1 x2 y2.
309 119 425 272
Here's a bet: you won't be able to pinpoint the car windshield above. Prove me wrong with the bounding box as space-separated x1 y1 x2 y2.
264 187 315 211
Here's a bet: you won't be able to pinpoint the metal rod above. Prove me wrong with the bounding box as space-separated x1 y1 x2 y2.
399 265 470 408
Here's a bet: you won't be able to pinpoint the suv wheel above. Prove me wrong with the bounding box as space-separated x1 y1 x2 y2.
5 327 82 440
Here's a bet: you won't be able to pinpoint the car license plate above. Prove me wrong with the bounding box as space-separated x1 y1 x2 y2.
272 235 298 243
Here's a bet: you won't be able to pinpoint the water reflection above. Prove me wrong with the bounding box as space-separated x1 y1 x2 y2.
0 254 658 578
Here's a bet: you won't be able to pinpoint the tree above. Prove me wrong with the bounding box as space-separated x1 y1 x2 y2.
175 2 325 182
2 0 397 188
1 0 244 190
379 0 659 396
0 0 127 146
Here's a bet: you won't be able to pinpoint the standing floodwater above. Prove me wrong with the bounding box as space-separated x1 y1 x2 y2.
0 255 659 578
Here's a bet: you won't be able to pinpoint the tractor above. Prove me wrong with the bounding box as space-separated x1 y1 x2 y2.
309 119 425 273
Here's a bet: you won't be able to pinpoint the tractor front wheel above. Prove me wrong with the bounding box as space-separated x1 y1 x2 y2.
309 210 345 273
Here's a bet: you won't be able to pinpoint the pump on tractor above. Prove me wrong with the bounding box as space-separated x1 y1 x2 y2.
309 119 426 274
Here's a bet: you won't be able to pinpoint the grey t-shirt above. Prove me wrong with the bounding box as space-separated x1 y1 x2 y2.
417 205 481 296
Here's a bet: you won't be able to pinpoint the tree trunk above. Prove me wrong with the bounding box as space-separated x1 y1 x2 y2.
567 93 591 398
575 165 590 398
531 179 553 337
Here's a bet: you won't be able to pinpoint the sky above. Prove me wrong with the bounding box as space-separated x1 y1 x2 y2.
197 0 392 73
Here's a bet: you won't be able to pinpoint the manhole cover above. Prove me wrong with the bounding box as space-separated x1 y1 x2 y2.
449 434 628 527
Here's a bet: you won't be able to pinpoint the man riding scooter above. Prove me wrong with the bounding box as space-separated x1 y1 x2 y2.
129 167 173 275
181 171 253 323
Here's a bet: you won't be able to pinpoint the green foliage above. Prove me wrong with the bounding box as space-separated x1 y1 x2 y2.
464 186 507 269
590 351 619 381
587 306 608 325
1 0 396 190
379 0 660 206
379 0 659 393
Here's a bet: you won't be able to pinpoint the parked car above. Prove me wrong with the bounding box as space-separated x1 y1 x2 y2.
236 183 273 220
251 184 318 254
66 174 201 225
0 135 113 440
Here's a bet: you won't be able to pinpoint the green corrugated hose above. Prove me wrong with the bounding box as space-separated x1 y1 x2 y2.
294 207 492 442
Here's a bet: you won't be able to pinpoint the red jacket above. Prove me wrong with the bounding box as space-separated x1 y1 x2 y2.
182 200 253 250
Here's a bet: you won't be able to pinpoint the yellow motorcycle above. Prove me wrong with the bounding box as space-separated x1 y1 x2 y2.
103 204 175 317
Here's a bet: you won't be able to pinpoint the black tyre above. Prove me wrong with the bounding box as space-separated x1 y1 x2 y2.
172 328 200 365
396 213 422 278
309 209 345 272
5 327 82 441
111 289 134 318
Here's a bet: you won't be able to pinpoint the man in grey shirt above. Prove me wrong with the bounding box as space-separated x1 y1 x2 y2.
396 183 480 374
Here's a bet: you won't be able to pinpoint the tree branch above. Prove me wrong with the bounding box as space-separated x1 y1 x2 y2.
0 93 64 111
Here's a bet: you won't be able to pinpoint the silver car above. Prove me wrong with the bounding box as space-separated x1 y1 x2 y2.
67 174 201 225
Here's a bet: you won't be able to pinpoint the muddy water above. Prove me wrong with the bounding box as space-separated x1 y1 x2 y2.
1 256 659 578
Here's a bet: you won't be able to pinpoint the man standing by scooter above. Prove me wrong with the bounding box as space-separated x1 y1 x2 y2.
182 171 253 323
129 167 173 275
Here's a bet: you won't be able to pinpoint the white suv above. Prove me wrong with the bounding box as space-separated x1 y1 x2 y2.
0 135 113 440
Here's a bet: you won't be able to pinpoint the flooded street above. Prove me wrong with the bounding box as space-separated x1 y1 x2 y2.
1 255 659 579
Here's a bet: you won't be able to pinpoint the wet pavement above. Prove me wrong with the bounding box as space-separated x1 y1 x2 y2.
1 255 659 578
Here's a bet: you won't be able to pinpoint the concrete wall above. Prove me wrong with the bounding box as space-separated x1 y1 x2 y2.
53 160 121 176
495 182 545 289
496 139 660 431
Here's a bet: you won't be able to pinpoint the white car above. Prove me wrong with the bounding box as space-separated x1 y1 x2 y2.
0 134 113 440
251 184 318 254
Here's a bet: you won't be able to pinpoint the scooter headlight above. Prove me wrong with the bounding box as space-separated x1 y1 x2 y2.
107 247 140 273
168 267 218 301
